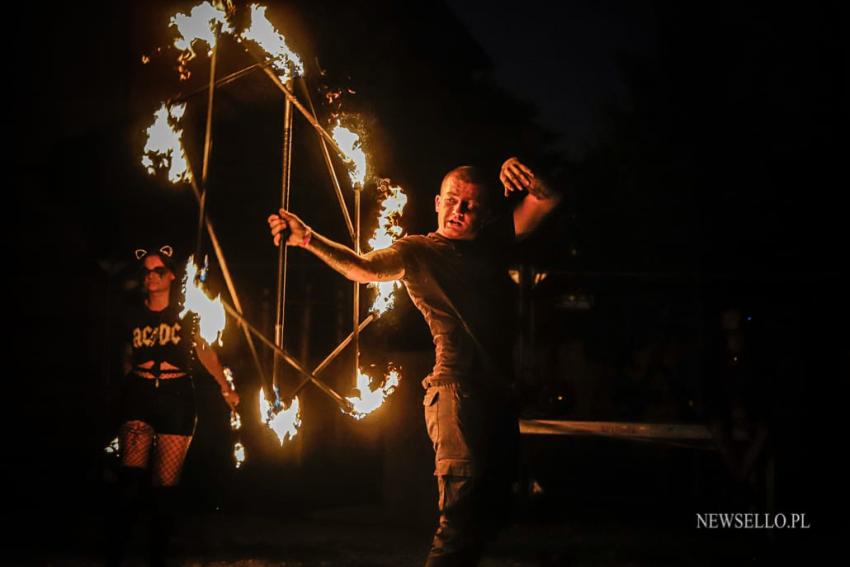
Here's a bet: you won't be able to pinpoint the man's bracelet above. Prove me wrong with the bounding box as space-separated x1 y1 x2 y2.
302 227 313 247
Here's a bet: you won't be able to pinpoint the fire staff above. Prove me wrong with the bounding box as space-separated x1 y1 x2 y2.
268 157 560 566
107 246 239 566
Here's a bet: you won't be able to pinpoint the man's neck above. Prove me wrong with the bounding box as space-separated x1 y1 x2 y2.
435 228 476 241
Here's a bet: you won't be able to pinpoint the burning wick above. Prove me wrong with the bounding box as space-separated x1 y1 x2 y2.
170 1 232 80
367 180 407 315
233 442 246 469
104 437 120 456
331 121 367 187
224 367 242 431
226 369 244 467
259 386 301 445
180 255 226 346
240 3 303 82
345 368 401 420
142 103 192 184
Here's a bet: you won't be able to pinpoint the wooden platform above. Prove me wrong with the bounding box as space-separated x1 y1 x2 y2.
519 419 713 444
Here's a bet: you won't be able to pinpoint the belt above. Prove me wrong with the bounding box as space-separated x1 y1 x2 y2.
133 367 188 387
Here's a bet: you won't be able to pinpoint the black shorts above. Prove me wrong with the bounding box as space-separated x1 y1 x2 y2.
120 374 197 436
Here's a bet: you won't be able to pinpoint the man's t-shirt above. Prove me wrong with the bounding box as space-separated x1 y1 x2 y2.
390 215 516 393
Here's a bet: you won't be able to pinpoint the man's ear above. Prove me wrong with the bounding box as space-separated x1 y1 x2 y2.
434 194 440 212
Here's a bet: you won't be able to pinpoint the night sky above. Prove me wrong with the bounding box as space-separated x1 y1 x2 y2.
447 0 657 157
7 0 846 562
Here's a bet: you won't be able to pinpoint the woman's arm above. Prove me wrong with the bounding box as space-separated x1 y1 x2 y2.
195 339 240 409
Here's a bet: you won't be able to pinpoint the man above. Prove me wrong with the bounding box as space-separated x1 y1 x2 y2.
268 157 560 565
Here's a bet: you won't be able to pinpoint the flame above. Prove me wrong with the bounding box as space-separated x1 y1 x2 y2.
142 103 192 184
368 281 399 315
104 436 120 455
331 122 367 187
367 182 407 250
366 181 407 315
224 366 237 391
345 368 400 420
233 441 245 468
240 4 303 82
170 1 232 79
259 388 301 445
180 256 226 346
224 368 243 468
224 367 242 430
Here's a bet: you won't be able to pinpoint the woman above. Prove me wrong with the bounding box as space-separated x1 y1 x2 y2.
108 245 239 566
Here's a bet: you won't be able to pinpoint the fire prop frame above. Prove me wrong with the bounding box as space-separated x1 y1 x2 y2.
141 2 407 450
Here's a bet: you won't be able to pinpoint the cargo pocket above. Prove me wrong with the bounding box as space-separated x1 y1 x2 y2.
423 388 439 408
423 388 440 454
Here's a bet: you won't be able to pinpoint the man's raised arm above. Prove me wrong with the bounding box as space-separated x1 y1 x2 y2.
500 157 562 239
268 209 404 284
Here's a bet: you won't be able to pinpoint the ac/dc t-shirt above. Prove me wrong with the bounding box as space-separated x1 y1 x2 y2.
126 302 195 374
389 215 516 393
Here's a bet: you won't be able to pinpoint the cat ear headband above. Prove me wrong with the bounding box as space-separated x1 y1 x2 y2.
134 245 174 260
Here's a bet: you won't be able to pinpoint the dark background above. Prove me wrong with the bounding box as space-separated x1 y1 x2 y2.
7 0 846 564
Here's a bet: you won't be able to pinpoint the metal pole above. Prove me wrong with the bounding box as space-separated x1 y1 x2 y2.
245 50 348 161
288 313 376 399
220 299 354 413
315 314 374 377
299 77 356 244
169 61 272 105
196 28 219 261
185 166 268 395
273 78 294 390
353 183 362 386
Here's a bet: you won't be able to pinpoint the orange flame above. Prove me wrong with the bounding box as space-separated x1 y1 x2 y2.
104 437 120 455
224 367 242 430
223 367 244 468
170 1 231 79
180 256 226 346
331 122 367 187
142 104 192 184
240 4 303 82
260 389 301 445
366 181 407 315
233 441 246 468
345 368 400 420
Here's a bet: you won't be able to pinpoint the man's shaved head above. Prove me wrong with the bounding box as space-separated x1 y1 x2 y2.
440 166 493 202
435 165 495 240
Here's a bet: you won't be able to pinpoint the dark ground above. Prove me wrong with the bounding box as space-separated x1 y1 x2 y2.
6 411 842 566
11 489 838 566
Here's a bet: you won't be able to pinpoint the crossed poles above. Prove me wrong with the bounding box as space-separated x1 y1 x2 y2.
175 42 375 415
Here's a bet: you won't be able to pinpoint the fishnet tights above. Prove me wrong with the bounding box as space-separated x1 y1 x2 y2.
120 420 192 486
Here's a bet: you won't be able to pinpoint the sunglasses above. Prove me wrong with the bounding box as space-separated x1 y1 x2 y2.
143 267 171 277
